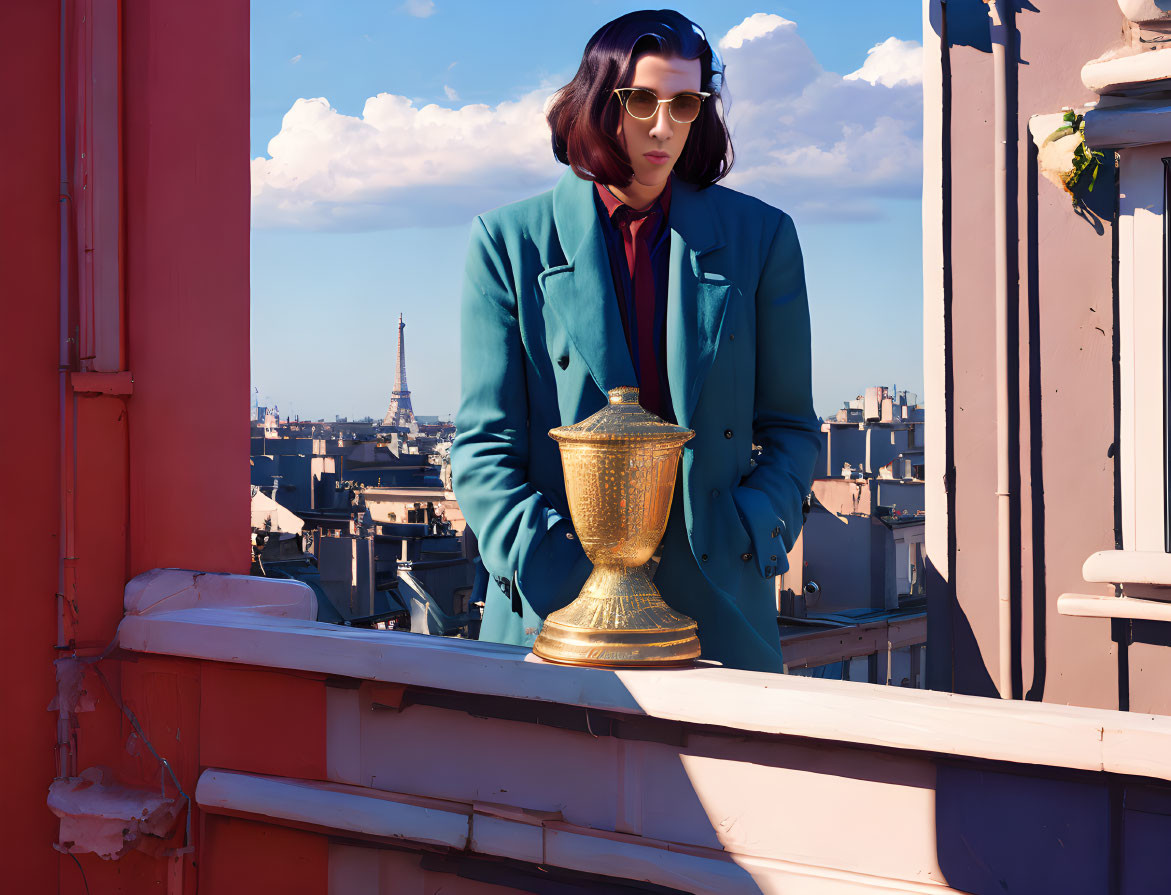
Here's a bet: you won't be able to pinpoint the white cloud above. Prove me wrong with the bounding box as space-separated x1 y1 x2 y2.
443 84 459 101
844 37 923 88
718 13 796 50
289 53 302 65
250 90 560 231
400 0 435 18
250 13 922 230
717 17 922 220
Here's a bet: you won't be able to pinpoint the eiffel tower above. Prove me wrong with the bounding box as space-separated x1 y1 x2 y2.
381 313 419 433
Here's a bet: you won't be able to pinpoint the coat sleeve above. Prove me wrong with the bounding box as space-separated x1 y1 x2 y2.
731 211 822 578
450 215 592 618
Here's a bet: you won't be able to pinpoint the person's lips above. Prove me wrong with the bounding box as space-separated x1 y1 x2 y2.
644 151 670 165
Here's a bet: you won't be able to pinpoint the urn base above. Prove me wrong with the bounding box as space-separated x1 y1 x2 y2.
532 565 701 667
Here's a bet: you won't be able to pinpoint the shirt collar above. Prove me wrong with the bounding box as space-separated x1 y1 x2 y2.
594 174 673 224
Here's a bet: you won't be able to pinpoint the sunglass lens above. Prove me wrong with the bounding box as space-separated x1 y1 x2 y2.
625 89 659 119
670 94 701 123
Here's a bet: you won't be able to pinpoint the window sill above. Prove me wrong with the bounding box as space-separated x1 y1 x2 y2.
1082 549 1171 586
1058 592 1171 623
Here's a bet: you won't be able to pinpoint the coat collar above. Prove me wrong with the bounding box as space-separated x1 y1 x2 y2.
549 168 722 264
539 169 729 427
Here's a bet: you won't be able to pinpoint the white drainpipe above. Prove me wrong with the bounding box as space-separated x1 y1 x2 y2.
987 0 1014 699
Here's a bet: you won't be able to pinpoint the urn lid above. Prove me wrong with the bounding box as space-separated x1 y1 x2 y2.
549 387 695 445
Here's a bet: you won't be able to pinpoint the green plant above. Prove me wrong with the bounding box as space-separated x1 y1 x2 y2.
1044 110 1106 206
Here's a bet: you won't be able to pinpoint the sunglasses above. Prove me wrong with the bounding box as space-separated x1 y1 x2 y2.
612 88 711 124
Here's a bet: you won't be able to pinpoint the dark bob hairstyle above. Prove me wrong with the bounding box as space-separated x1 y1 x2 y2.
546 9 733 189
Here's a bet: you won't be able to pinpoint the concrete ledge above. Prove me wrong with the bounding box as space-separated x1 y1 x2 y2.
1083 549 1171 586
124 568 316 619
198 769 963 895
118 600 1171 783
195 769 470 850
1084 99 1171 150
1059 592 1171 623
1083 49 1171 96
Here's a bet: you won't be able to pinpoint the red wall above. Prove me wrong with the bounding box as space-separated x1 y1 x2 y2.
123 0 251 577
1 0 250 889
2 3 67 890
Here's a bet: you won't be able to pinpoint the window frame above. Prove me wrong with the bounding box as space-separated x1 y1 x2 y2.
1117 144 1171 553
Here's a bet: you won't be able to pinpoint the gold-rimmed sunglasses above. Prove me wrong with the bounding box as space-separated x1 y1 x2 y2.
612 88 711 124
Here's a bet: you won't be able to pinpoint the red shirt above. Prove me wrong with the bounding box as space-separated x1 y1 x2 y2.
593 177 674 420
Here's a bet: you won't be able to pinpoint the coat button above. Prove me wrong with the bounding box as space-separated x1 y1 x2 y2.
770 555 777 562
724 429 734 439
740 552 752 562
711 488 720 498
701 553 709 562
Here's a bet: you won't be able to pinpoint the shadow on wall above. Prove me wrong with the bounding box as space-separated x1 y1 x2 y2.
935 764 1113 894
928 0 1039 60
1071 152 1117 236
937 766 1171 893
925 556 1000 698
1024 134 1048 702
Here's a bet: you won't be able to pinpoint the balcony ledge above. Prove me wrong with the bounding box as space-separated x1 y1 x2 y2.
117 570 1171 784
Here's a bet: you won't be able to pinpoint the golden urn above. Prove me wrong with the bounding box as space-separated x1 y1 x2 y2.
532 386 701 667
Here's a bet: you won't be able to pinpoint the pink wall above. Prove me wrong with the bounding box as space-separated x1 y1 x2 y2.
927 1 1152 710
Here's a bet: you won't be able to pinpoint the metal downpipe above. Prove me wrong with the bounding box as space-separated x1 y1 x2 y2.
987 0 1014 699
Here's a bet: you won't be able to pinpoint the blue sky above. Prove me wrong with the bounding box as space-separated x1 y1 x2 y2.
250 2 924 420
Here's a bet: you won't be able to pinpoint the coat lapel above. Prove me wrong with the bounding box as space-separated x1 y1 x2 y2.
538 171 637 398
665 181 730 428
538 170 730 426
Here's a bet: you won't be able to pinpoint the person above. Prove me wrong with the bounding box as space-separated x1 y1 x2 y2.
450 9 821 672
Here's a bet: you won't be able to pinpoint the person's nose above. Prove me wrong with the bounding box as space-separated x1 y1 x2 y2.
649 102 674 141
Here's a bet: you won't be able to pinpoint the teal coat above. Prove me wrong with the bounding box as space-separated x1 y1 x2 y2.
451 169 820 672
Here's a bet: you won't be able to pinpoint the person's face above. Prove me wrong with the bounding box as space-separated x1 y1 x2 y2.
614 53 703 195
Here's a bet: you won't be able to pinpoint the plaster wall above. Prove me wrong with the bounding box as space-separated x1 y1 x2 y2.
802 507 892 612
865 425 911 474
877 480 926 515
1 0 251 888
824 425 866 475
926 0 1144 708
3 4 66 889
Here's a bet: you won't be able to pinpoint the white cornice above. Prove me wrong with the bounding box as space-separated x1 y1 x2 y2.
1083 47 1171 96
1118 0 1171 33
1084 98 1171 149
